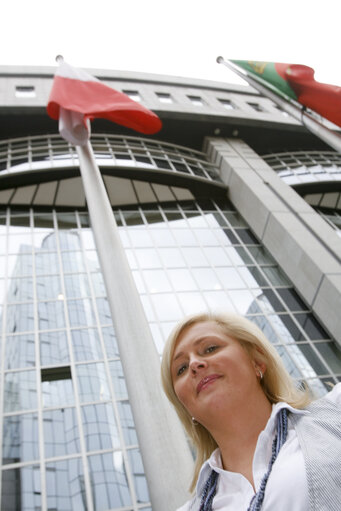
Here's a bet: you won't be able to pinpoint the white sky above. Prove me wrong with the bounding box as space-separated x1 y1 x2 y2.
2 0 340 88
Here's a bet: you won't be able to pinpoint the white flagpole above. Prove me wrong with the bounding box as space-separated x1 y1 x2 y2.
75 141 193 510
217 57 341 154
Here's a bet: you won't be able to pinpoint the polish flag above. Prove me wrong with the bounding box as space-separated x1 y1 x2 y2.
47 60 162 145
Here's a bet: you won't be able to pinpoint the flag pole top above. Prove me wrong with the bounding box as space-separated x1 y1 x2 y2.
216 56 224 64
55 55 64 63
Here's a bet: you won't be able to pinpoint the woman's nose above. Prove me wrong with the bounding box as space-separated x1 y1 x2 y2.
189 358 207 373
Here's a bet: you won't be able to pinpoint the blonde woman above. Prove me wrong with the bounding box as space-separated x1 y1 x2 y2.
161 312 341 510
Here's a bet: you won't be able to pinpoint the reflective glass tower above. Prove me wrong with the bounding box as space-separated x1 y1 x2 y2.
0 66 341 511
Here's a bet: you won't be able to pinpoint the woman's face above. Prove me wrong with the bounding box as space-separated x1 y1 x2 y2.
171 321 263 425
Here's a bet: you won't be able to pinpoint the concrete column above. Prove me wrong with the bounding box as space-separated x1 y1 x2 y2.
76 142 193 511
204 137 341 346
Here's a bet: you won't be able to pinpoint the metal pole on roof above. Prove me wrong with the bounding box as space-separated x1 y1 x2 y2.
217 56 341 154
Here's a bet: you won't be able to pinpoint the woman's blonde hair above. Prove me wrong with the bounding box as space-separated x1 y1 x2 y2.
161 311 312 492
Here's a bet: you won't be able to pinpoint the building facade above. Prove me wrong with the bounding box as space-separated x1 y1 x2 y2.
0 65 341 511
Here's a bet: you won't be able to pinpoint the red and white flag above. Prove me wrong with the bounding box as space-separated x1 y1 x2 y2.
47 60 162 145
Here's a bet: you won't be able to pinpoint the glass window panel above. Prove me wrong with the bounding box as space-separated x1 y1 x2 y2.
8 234 32 254
235 228 259 244
177 292 207 315
158 247 185 268
143 210 164 225
129 229 153 247
40 331 70 366
35 252 58 274
88 452 132 510
215 267 246 289
229 290 255 314
142 270 172 293
191 268 221 290
82 403 120 451
167 269 198 292
38 301 65 329
117 401 138 445
76 362 110 403
294 313 329 340
150 294 182 321
222 211 247 227
2 413 39 464
181 247 207 267
295 344 330 376
67 299 96 327
7 277 34 302
1 465 41 511
43 408 80 457
36 275 62 300
39 233 58 251
257 289 286 313
7 253 33 277
135 248 162 269
150 229 176 246
42 378 75 408
172 229 197 246
46 458 86 511
193 228 218 245
57 212 77 229
91 271 106 295
4 370 37 412
58 231 81 251
185 215 208 227
202 246 231 266
71 328 103 361
239 266 269 288
127 449 150 503
277 288 308 311
82 229 96 249
64 274 90 298
61 251 85 273
225 246 253 265
109 360 128 399
272 314 305 343
102 327 119 358
96 297 112 325
315 342 341 373
262 266 290 286
204 291 235 313
5 334 35 369
6 302 34 333
248 246 272 265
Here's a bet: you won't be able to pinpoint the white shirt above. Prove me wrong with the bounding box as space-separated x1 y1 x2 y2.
177 383 341 511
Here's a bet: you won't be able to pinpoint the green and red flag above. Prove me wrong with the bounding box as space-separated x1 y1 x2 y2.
230 60 341 128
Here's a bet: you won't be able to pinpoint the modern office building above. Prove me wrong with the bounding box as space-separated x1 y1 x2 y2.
0 64 341 511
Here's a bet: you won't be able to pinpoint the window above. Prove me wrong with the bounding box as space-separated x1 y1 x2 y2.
188 95 205 106
156 92 173 104
122 90 141 102
247 102 265 112
219 99 236 110
15 86 36 98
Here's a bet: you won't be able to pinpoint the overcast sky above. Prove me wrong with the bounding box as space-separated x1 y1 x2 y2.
2 0 340 88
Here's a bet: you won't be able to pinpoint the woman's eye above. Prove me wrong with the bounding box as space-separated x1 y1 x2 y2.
177 364 187 376
205 345 217 353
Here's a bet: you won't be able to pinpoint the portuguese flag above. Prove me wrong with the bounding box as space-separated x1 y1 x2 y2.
231 60 341 128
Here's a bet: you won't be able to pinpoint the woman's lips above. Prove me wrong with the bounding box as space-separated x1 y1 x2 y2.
196 374 221 394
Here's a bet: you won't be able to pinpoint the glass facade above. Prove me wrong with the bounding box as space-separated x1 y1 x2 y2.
1 197 341 509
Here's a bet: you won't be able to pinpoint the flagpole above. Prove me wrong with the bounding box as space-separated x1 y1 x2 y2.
217 57 341 154
76 141 193 510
